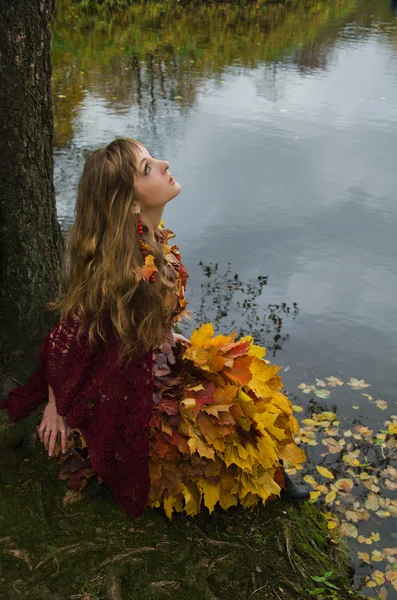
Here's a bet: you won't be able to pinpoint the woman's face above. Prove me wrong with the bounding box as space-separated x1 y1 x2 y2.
133 145 182 209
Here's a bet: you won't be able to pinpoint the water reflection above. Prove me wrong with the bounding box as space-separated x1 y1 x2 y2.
52 0 367 149
196 261 299 356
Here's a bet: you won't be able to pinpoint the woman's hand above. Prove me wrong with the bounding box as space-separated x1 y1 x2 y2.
172 333 191 347
37 387 69 456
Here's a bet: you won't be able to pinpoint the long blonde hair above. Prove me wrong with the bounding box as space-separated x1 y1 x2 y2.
47 137 176 366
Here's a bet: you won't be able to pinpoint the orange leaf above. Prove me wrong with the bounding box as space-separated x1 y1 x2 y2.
224 355 253 385
278 443 306 468
140 254 158 280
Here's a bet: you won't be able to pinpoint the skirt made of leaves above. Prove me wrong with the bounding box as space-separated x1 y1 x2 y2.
58 324 306 518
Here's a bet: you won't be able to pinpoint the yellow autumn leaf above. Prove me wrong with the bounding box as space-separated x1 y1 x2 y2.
327 520 337 529
375 510 390 518
278 443 306 469
339 522 358 538
371 550 384 562
199 480 221 513
187 437 215 460
248 343 266 360
310 491 321 501
182 483 201 517
316 466 334 479
358 552 370 562
387 423 397 435
303 475 317 487
365 493 379 511
325 489 337 503
334 478 353 492
372 571 385 585
249 358 279 396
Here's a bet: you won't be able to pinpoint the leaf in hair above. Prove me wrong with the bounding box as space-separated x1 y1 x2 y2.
140 254 158 281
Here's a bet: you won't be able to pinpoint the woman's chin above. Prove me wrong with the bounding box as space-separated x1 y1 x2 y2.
170 182 182 198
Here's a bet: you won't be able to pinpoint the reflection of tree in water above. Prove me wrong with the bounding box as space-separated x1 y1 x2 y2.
196 261 298 357
52 0 361 148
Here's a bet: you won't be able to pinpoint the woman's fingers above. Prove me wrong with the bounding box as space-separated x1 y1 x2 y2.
37 421 47 443
43 427 52 450
60 430 68 454
48 429 59 457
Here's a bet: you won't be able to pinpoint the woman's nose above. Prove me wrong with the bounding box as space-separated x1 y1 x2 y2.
161 159 170 171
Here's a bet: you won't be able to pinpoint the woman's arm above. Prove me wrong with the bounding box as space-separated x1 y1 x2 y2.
37 384 69 457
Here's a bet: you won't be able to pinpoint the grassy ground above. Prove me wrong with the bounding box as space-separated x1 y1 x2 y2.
0 413 363 600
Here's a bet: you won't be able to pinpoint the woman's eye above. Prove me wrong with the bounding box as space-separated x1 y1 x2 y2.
144 163 151 175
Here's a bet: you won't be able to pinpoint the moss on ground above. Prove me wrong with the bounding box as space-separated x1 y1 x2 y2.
0 415 364 600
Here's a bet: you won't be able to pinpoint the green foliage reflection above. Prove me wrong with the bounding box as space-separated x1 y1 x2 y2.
51 0 396 147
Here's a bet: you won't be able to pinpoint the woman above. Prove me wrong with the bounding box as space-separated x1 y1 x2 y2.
0 138 308 519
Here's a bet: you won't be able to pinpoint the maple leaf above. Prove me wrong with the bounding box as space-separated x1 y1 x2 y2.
199 480 221 512
197 412 233 440
187 436 215 460
224 355 253 385
223 338 253 362
248 358 279 397
140 254 158 280
156 397 180 416
278 443 306 468
182 482 201 517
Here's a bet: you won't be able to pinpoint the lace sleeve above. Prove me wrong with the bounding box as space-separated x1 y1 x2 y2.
41 315 99 427
0 317 79 421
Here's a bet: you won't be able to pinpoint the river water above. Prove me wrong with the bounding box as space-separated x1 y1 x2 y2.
52 0 397 596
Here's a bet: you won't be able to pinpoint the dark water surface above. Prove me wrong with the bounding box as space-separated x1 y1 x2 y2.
52 0 397 596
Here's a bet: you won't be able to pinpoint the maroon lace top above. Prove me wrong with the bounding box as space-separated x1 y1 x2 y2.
0 315 154 516
0 228 189 517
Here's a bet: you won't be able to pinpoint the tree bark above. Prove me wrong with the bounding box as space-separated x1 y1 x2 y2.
0 0 64 391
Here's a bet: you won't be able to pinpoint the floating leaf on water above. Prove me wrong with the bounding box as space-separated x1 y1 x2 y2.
334 478 353 493
315 389 331 399
342 450 360 467
371 532 381 542
316 466 334 479
365 493 380 511
387 423 397 435
309 491 321 501
362 393 373 400
339 522 358 539
379 586 388 600
358 552 370 562
375 510 390 518
348 378 371 389
304 475 317 487
371 550 384 562
291 405 303 413
315 378 328 388
358 535 373 545
385 479 397 491
345 510 359 523
373 570 386 585
376 399 388 410
354 508 371 522
325 489 337 503
325 376 344 387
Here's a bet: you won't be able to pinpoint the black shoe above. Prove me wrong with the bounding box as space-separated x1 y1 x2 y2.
280 468 310 502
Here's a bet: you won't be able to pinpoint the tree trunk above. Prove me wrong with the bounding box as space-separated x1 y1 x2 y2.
0 0 63 392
